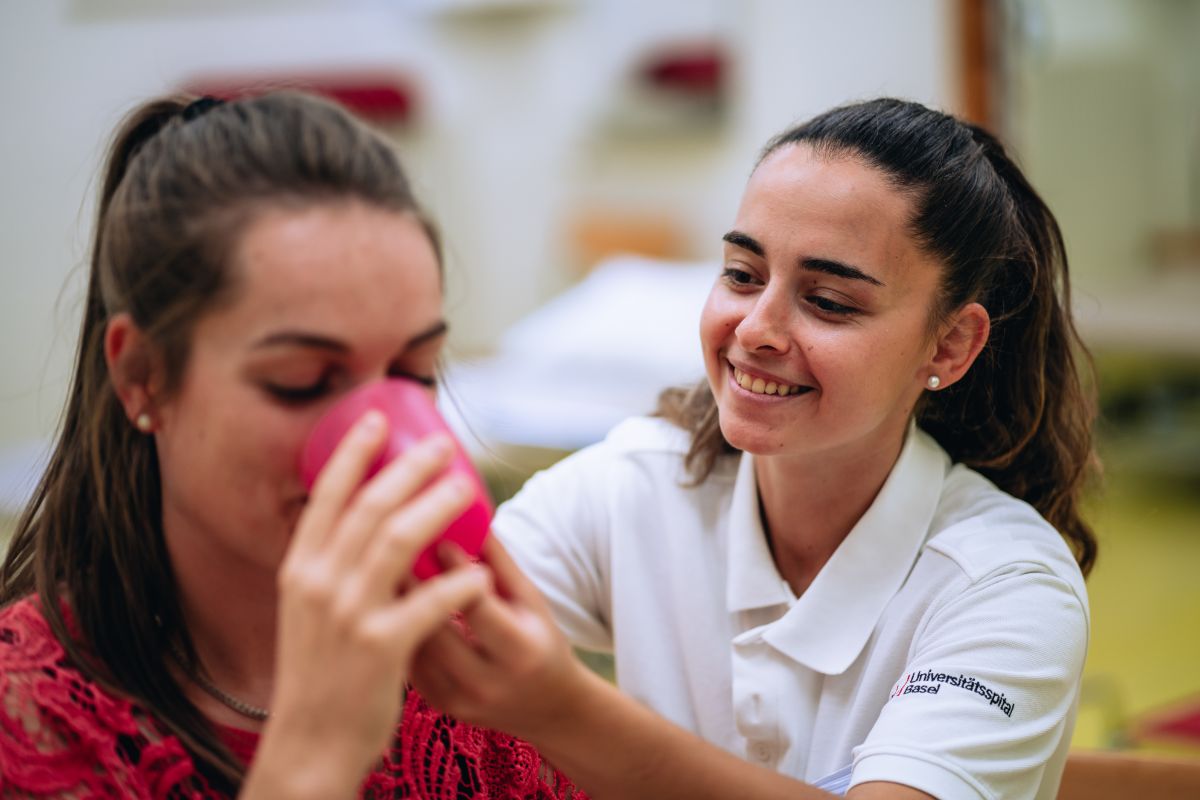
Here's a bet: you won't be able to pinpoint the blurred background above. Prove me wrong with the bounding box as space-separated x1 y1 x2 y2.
1 0 1197 760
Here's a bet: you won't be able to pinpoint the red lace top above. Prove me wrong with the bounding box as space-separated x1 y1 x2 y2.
0 597 584 799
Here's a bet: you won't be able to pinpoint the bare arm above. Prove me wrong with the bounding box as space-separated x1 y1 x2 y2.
525 666 931 800
412 540 935 800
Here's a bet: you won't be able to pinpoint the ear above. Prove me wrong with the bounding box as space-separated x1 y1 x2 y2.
926 302 990 390
105 313 164 428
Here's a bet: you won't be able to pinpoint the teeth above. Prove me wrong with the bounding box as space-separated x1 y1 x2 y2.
733 368 799 396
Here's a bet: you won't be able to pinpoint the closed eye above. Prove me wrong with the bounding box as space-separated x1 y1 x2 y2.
390 370 437 388
808 296 859 316
264 378 330 404
721 267 760 287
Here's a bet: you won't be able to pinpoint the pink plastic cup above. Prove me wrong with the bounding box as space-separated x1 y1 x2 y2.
298 378 492 580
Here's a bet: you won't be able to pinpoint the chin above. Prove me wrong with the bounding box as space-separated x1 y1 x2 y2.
717 416 793 457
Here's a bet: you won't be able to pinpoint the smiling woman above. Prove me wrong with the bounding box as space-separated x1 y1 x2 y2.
406 98 1098 800
700 145 971 472
0 92 581 799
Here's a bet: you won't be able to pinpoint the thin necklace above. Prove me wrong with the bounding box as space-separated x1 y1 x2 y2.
191 669 271 722
172 645 270 722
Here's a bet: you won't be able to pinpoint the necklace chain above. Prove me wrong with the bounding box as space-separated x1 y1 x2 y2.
191 669 271 721
172 645 270 721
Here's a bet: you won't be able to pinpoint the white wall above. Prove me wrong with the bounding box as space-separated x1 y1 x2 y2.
0 0 954 468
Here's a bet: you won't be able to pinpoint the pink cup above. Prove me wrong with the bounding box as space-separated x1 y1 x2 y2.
298 378 492 580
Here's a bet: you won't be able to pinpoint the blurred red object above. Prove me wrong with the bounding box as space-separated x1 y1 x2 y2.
640 45 725 95
183 74 416 123
1136 695 1200 748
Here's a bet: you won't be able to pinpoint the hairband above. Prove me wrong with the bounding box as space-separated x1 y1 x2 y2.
181 96 225 123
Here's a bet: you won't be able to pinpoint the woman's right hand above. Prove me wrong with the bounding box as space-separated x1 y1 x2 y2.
242 410 491 800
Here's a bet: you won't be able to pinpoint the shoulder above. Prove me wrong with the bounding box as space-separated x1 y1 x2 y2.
601 415 694 455
911 464 1089 632
541 415 734 486
0 596 64 669
502 415 736 519
856 464 1090 797
930 467 1084 584
537 415 692 478
0 596 196 797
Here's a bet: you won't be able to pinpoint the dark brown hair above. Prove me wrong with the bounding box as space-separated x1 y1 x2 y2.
0 91 438 791
658 98 1098 576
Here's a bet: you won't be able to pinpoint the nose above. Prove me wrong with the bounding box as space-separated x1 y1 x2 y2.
734 286 793 354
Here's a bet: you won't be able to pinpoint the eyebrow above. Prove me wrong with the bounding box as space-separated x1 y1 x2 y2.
801 257 884 287
251 320 450 352
722 230 764 257
722 230 885 288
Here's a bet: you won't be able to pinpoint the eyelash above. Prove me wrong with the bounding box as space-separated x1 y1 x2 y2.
722 268 860 317
809 296 859 316
265 371 437 405
265 379 329 404
399 372 438 388
721 267 758 287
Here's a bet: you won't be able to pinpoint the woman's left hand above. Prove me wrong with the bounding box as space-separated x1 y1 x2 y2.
409 536 592 742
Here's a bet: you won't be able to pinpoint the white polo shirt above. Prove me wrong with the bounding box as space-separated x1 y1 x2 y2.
493 417 1089 799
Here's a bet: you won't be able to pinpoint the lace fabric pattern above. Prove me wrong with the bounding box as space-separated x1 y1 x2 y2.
0 597 584 800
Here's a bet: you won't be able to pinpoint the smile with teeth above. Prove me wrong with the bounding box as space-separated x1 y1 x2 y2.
732 366 806 396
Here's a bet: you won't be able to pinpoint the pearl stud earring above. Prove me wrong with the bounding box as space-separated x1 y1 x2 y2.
135 413 154 433
926 375 941 390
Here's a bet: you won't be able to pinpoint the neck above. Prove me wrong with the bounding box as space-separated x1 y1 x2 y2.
754 425 908 596
163 511 278 726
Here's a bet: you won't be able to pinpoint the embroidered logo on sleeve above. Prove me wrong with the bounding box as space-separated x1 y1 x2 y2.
889 670 1016 718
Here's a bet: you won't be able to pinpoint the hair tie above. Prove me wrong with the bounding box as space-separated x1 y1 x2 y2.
181 96 224 123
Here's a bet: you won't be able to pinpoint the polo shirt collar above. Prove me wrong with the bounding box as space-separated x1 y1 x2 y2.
725 423 950 675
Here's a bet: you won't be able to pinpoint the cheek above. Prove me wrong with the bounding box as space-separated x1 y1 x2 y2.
818 326 925 403
170 382 314 495
233 398 318 484
699 291 740 360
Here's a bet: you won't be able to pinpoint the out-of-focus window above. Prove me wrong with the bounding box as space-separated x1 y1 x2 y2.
995 0 1200 755
1002 0 1200 353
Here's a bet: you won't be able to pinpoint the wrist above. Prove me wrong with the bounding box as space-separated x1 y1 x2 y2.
242 721 365 800
519 658 615 749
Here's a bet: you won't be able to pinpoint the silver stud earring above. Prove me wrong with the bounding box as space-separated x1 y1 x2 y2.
927 375 941 390
135 413 154 433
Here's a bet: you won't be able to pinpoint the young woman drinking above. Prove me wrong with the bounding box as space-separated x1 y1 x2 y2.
0 92 581 800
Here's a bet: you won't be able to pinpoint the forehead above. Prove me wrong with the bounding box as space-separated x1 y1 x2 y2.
218 202 442 346
738 144 921 269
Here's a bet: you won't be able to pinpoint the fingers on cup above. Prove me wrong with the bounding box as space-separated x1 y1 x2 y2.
329 433 456 569
369 565 491 659
479 536 549 611
359 473 476 598
290 410 388 557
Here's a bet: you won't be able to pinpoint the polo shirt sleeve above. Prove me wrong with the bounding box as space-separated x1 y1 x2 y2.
492 444 615 652
849 565 1088 799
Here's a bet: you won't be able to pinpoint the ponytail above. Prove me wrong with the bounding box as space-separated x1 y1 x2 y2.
918 124 1098 574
